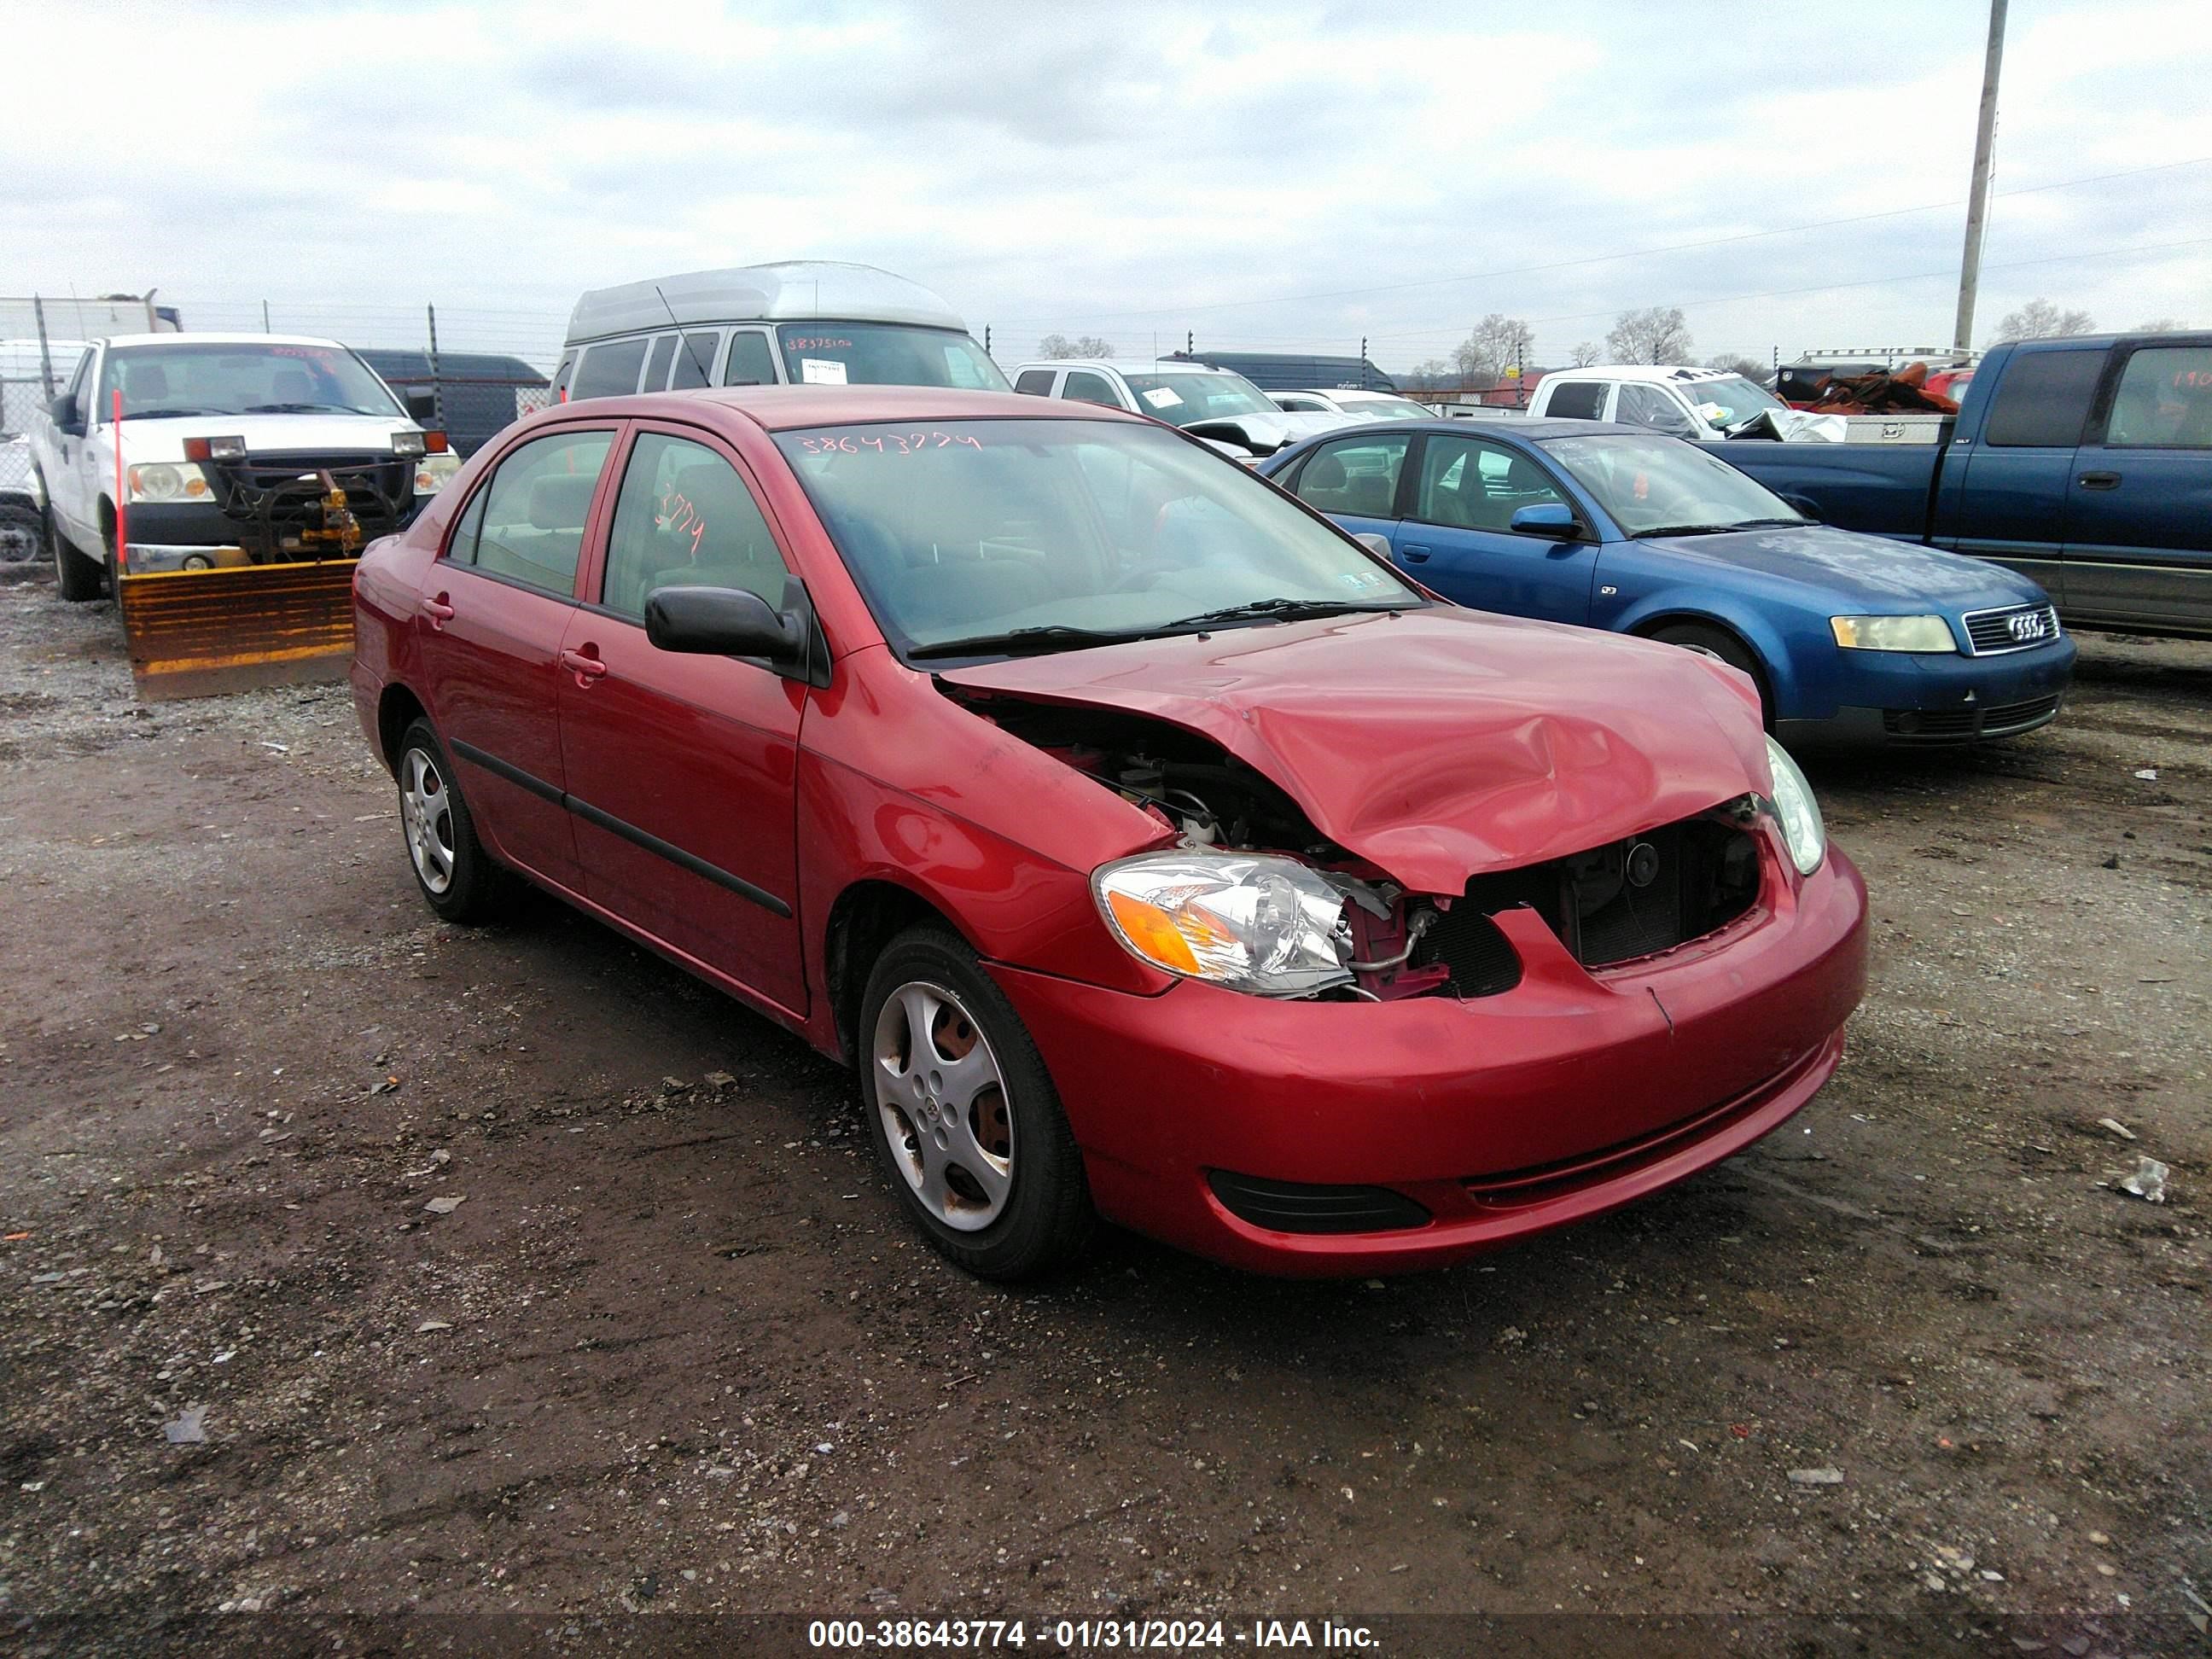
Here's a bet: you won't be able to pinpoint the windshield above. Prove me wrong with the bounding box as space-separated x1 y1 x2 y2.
1682 375 1784 428
776 323 1009 392
97 341 405 419
1119 372 1278 426
1334 395 1434 420
775 418 1423 656
1540 432 1805 536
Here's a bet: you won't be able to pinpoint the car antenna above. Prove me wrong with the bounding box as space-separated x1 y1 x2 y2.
656 286 714 388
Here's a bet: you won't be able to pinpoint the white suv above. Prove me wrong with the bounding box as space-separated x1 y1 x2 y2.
1007 359 1349 457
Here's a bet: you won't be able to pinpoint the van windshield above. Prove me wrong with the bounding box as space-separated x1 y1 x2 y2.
776 324 1009 392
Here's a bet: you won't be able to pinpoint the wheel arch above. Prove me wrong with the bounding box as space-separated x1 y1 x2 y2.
822 878 975 1067
375 684 429 776
1621 602 1796 718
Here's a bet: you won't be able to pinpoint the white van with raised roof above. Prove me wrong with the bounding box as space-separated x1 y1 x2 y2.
555 261 1008 401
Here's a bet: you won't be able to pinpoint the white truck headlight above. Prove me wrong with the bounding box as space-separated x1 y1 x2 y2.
1764 736 1826 876
127 463 212 503
1094 853 1351 997
414 452 462 495
1829 614 1956 653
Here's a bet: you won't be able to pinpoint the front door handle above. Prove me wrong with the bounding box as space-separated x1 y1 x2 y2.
560 646 608 686
1399 544 1433 563
2077 471 2121 491
419 593 455 629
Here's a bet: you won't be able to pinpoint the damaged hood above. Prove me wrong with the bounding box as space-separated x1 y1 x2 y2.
940 608 1771 894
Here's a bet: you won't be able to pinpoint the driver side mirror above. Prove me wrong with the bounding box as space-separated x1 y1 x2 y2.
405 391 439 424
49 393 83 436
1352 532 1394 559
646 585 812 678
1509 502 1583 538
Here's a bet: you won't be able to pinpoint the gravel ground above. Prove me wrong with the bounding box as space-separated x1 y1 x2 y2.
0 574 2205 1658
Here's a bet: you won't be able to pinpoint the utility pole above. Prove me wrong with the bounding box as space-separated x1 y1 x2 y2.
262 300 271 334
1953 0 2008 353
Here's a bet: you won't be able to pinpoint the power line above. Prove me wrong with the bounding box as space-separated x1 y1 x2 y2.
987 155 2212 327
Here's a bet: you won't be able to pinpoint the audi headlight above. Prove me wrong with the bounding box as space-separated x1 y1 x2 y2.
127 462 211 504
1763 736 1826 876
1830 614 1956 653
414 451 462 495
1094 853 1350 997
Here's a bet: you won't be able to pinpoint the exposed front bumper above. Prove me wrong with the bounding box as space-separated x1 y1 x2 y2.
1781 637 2076 748
118 498 422 573
990 841 1868 1276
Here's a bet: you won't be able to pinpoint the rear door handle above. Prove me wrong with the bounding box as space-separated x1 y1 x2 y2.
419 593 455 629
2077 471 2121 490
1399 544 1433 563
559 646 608 685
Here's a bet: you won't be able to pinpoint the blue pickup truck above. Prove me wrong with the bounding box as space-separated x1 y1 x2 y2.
1705 333 2212 637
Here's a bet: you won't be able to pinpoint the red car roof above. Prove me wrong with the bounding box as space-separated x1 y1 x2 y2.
566 386 1139 432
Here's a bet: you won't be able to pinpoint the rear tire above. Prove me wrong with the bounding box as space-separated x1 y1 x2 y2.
46 502 104 602
395 718 504 923
0 502 41 566
1649 621 1773 728
858 926 1093 1281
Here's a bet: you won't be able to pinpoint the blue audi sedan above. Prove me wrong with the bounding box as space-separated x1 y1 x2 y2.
1257 419 2076 748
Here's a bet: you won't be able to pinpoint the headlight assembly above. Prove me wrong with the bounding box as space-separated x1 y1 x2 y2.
414 451 462 495
1829 614 1956 653
1763 736 1826 876
1094 853 1351 997
127 462 211 504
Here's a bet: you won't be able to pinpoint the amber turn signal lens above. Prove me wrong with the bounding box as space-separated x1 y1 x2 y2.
1104 890 1202 975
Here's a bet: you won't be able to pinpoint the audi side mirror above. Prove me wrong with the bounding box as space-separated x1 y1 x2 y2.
646 585 805 664
1509 502 1581 538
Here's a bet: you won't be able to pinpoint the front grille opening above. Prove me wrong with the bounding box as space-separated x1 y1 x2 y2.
1449 812 1761 970
1883 694 2062 739
1409 907 1522 998
1208 1171 1432 1235
205 451 415 562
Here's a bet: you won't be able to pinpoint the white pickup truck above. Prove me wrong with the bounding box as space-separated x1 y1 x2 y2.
29 332 460 599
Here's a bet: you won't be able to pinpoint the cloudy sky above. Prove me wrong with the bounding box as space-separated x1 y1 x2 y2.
9 0 2208 374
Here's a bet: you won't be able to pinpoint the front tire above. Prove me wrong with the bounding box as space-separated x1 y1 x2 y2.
859 927 1092 1281
45 502 104 602
395 719 503 923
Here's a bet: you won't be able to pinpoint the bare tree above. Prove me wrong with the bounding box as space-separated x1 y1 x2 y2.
1568 341 1603 367
1452 313 1534 383
1400 358 1451 392
1606 306 1693 364
1037 333 1115 359
1991 298 2095 342
1704 352 1767 381
2134 317 2189 333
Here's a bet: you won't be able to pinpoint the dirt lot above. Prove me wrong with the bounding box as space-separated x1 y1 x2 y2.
0 571 2205 1656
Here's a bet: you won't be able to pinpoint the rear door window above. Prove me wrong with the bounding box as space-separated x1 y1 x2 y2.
643 334 680 392
1015 369 1056 395
2102 346 2212 449
724 331 777 387
670 332 722 390
1289 434 1411 519
463 428 615 596
1541 381 1607 421
1983 349 2104 448
571 338 649 401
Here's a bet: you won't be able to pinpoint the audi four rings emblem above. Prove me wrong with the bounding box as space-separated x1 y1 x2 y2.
2009 611 2050 642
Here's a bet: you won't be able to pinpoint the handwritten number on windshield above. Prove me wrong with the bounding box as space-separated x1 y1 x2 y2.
796 431 985 456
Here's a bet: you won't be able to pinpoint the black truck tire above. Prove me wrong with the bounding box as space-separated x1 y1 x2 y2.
46 503 106 602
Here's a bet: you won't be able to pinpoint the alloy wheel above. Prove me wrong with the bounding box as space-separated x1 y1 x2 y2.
871 981 1014 1231
400 747 457 896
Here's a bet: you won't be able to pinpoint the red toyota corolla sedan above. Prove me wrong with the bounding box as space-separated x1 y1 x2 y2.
351 387 1867 1280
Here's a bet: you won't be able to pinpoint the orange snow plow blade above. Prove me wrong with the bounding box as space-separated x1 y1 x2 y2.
116 561 358 701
